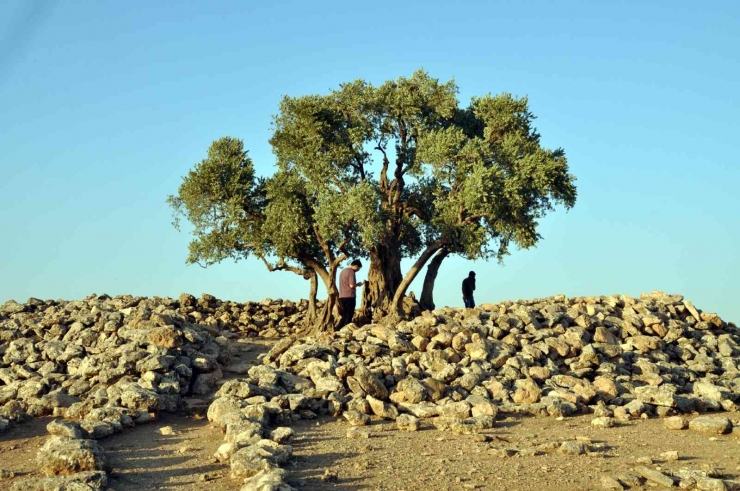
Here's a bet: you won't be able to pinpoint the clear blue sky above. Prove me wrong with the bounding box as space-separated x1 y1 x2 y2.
1 0 738 323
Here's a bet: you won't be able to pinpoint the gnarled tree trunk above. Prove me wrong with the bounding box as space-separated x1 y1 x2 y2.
304 272 318 326
306 259 343 335
359 242 403 323
313 291 339 333
419 248 449 311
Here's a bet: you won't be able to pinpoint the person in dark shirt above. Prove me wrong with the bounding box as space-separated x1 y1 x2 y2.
462 271 476 308
338 259 364 327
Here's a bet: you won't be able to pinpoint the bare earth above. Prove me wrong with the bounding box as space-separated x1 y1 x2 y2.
2 410 740 490
2 338 739 490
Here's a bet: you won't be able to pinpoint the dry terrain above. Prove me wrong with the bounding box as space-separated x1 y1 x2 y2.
2 409 739 490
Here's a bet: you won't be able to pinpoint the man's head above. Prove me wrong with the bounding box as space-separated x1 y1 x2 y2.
351 259 363 271
468 271 476 278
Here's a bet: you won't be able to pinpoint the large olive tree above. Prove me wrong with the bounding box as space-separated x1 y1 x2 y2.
168 70 577 330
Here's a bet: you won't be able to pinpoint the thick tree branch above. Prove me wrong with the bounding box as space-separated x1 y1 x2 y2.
260 257 308 277
461 214 484 225
390 238 448 313
377 143 390 195
403 205 425 219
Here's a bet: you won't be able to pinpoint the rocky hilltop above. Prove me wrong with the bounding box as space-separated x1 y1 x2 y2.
0 291 738 490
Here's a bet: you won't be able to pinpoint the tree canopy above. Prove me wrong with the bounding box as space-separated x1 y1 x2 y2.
168 69 577 330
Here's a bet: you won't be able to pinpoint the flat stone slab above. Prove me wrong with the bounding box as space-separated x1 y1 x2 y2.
688 416 733 435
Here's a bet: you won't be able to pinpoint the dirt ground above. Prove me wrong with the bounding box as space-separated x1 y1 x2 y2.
2 337 740 490
2 410 740 490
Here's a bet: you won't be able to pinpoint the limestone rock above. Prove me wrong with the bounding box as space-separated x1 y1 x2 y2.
634 466 674 488
591 417 616 428
664 416 688 430
343 410 370 426
147 326 183 348
347 427 371 439
558 441 587 455
46 419 87 439
390 376 427 404
230 440 292 479
269 427 294 444
10 471 108 491
600 475 624 490
367 395 398 420
396 414 420 432
241 468 295 491
689 416 733 435
352 366 389 400
512 378 542 404
37 436 107 476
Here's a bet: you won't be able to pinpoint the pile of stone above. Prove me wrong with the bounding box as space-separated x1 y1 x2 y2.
0 292 312 424
0 292 310 490
176 293 310 338
0 293 235 489
0 293 240 432
198 291 739 489
2 290 739 489
11 419 111 491
208 291 739 432
208 384 297 490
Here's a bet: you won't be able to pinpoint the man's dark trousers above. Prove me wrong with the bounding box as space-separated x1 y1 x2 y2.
339 297 356 327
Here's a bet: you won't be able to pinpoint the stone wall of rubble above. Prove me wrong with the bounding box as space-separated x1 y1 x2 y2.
202 291 739 489
0 292 307 490
2 290 739 490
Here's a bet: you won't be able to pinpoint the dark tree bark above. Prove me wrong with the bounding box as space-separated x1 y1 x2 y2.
312 291 339 333
358 241 403 323
419 247 449 311
305 255 343 335
390 239 447 315
304 271 318 326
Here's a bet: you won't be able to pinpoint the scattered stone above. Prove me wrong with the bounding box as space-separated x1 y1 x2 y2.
664 416 689 430
635 466 675 488
695 477 727 491
46 420 86 439
367 396 399 420
10 471 108 491
616 473 644 488
230 440 291 479
347 428 371 439
269 427 295 444
600 475 624 490
37 436 107 476
558 441 587 456
343 410 370 426
591 417 616 428
396 414 420 432
2 291 740 488
0 469 16 479
660 451 680 461
241 468 295 491
689 417 733 435
158 426 177 436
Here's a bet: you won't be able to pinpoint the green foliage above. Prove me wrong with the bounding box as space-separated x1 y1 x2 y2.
167 137 266 266
417 92 577 262
168 70 578 311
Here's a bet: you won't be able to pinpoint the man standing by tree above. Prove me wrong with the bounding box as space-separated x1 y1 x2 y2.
338 260 364 327
462 271 476 309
